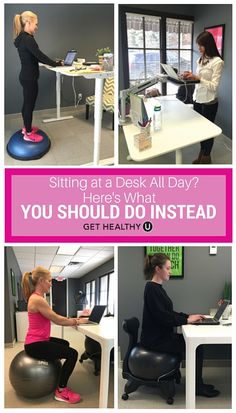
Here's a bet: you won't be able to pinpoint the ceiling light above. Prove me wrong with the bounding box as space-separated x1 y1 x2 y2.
50 265 64 274
57 245 80 255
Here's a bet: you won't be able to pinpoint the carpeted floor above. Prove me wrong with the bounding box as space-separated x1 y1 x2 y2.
5 105 114 166
118 364 231 409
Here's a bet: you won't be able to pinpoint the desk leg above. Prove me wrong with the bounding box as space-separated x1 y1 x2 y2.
185 340 197 409
98 342 112 408
175 149 183 164
93 77 104 165
43 72 74 123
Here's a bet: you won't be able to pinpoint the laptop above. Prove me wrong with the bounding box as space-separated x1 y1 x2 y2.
63 50 77 66
80 305 106 325
191 300 230 325
161 63 200 85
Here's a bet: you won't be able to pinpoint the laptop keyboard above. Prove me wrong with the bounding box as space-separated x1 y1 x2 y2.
197 318 216 324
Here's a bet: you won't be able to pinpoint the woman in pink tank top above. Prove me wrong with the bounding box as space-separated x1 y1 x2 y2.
22 266 89 404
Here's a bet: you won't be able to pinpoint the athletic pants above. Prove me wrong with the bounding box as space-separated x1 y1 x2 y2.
19 78 39 133
25 337 78 388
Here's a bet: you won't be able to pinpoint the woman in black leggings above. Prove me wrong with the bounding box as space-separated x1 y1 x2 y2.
13 11 63 142
140 253 220 397
22 266 89 404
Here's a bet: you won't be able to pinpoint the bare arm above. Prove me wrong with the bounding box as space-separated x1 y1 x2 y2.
32 296 86 326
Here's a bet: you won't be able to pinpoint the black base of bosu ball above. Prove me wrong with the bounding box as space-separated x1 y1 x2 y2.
7 129 51 161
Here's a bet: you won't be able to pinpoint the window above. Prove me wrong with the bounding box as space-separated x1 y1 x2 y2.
126 13 161 84
85 280 95 309
166 18 193 94
99 272 115 314
125 13 193 94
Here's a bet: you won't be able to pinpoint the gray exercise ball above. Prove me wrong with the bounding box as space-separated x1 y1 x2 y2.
9 350 62 398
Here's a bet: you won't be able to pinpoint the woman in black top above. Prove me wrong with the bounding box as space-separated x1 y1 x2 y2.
13 11 63 142
140 253 219 397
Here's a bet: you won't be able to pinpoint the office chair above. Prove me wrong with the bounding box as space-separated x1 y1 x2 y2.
85 77 114 130
79 313 114 376
79 336 102 375
121 317 181 405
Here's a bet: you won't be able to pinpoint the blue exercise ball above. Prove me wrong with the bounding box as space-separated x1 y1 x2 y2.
9 351 61 398
7 129 51 161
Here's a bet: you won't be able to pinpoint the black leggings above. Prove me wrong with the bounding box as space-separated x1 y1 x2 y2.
193 101 219 156
146 334 204 387
19 78 39 133
25 337 78 388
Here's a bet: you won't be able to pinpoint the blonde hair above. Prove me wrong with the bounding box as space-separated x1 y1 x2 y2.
22 266 50 301
13 11 38 38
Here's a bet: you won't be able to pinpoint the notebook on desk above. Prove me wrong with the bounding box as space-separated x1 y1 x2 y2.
130 94 149 127
191 300 230 325
80 305 106 325
161 63 200 85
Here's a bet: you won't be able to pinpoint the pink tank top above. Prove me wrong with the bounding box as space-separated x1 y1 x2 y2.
25 293 51 345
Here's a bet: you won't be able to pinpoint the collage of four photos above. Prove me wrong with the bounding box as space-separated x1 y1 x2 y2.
4 2 232 411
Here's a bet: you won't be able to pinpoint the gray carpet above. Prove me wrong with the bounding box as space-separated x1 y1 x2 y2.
118 365 231 409
5 105 114 166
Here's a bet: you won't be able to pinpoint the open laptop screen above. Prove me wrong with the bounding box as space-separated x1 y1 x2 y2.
64 50 77 66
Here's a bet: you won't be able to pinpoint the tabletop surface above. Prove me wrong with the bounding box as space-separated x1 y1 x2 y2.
122 96 222 162
182 323 232 340
77 317 114 343
43 64 114 78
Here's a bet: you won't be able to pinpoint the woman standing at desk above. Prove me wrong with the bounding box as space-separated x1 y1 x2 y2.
183 31 224 164
22 266 89 403
13 11 63 143
140 253 220 397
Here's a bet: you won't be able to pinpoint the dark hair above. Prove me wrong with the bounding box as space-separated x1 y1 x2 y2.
196 31 222 60
144 253 170 280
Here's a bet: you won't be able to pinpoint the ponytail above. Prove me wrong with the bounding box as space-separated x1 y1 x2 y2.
22 271 33 301
22 265 50 301
13 14 22 38
144 253 170 280
13 11 38 38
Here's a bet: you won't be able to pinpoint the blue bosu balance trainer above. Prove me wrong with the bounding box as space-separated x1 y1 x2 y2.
7 129 51 161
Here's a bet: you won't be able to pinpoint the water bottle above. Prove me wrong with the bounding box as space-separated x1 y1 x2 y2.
153 103 162 131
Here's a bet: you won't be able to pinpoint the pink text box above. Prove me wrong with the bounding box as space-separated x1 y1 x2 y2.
5 168 232 243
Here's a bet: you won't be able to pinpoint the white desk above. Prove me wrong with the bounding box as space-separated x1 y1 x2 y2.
77 318 114 408
42 65 113 165
182 323 232 409
122 96 222 164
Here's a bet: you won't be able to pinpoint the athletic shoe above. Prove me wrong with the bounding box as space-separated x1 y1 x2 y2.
22 126 39 134
23 131 43 143
54 387 81 403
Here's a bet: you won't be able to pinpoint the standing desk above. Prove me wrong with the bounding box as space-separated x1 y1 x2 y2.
42 65 114 165
122 96 222 164
76 317 114 408
182 323 232 409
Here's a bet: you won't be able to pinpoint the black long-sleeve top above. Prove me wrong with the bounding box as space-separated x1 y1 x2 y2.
140 281 189 349
14 31 58 81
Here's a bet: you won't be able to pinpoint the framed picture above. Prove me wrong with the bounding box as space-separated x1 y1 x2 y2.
205 24 225 58
145 246 184 278
10 268 16 296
